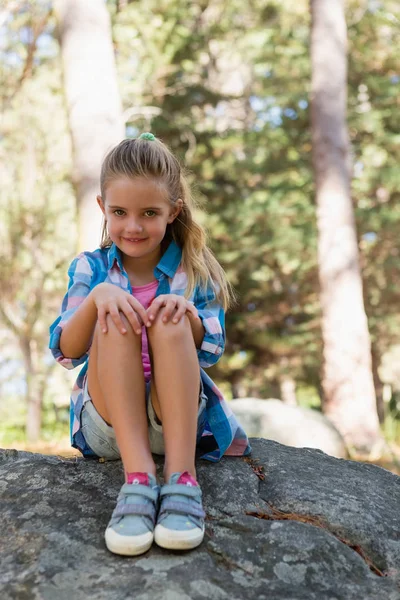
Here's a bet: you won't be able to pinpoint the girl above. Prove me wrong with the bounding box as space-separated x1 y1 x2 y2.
49 133 251 557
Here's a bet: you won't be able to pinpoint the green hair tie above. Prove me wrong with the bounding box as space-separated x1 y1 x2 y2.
139 132 156 141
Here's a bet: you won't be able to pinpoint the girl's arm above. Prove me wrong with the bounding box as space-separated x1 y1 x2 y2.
59 291 98 359
194 284 225 368
49 253 96 369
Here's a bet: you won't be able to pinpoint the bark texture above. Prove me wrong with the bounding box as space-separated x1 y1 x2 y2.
310 0 381 449
55 0 124 251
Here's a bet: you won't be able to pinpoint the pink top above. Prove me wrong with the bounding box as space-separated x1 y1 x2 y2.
131 280 158 382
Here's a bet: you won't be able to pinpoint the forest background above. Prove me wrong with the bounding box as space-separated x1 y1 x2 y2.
0 0 399 468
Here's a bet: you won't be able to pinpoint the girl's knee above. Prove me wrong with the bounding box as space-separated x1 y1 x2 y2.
96 314 142 343
148 308 191 343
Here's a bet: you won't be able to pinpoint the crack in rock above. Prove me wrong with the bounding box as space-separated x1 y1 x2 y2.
246 503 386 577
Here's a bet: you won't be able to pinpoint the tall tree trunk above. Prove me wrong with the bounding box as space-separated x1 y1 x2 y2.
55 0 124 251
310 0 381 450
20 336 42 443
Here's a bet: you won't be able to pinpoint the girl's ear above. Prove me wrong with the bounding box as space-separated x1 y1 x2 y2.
167 198 183 224
97 195 106 215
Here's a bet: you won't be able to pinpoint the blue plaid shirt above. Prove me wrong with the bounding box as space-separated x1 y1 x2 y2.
49 240 251 461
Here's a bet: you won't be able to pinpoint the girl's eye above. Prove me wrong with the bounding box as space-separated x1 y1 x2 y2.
144 210 156 217
114 210 125 216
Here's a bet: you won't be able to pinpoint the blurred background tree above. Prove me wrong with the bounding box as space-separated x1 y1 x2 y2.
0 0 75 442
54 0 124 251
310 0 381 449
0 0 399 459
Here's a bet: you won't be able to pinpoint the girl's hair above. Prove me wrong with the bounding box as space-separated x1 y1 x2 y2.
99 136 234 310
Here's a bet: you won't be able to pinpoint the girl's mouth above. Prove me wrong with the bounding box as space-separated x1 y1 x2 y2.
123 237 147 243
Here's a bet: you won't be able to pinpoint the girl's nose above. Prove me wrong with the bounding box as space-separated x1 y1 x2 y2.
126 221 143 233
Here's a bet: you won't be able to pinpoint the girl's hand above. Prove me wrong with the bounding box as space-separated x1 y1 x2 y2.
147 294 199 324
91 283 150 335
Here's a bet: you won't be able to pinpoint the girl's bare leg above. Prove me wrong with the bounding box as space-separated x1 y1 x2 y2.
87 314 156 478
147 309 200 481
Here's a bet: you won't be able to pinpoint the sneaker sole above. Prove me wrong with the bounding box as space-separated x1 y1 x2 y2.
105 528 153 556
154 524 205 550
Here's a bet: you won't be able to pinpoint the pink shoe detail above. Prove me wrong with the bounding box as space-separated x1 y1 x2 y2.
126 472 150 486
177 471 198 487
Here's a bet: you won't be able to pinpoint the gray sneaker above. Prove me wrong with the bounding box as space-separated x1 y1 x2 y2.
105 474 159 556
154 472 205 550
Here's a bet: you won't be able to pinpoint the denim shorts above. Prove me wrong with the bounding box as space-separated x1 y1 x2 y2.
80 377 207 459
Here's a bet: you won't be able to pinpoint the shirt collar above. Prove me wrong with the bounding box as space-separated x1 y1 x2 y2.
107 240 182 279
154 239 182 279
107 243 124 271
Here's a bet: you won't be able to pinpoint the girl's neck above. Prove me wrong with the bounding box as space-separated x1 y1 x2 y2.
121 246 161 285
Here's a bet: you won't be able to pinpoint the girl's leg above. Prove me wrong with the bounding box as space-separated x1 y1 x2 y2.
147 309 200 481
87 315 156 478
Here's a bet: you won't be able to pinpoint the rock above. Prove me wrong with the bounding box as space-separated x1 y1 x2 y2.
1 440 400 600
230 398 347 458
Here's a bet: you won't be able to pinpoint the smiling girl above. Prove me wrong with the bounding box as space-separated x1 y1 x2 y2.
49 133 251 556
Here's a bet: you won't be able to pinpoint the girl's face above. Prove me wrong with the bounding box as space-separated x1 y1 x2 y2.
98 177 182 261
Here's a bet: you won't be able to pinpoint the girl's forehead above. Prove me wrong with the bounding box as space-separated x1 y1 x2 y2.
105 176 169 205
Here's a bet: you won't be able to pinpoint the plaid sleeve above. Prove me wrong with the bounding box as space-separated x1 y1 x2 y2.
195 282 225 368
49 253 94 369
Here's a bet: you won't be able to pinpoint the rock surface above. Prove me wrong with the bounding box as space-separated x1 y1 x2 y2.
1 439 399 600
230 398 347 458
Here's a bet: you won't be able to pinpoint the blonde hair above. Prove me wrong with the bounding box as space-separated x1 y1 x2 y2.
99 136 234 310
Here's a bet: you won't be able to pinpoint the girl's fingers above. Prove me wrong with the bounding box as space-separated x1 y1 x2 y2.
128 297 151 328
173 303 198 323
147 296 166 322
186 302 199 320
162 299 178 322
98 307 107 333
172 303 186 323
147 295 199 324
127 297 150 329
122 303 142 335
109 306 127 334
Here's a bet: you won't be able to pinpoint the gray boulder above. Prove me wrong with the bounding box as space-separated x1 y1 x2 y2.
230 398 347 458
1 439 399 600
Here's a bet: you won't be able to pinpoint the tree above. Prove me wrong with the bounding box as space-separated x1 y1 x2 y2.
0 0 74 442
54 0 124 251
310 0 381 450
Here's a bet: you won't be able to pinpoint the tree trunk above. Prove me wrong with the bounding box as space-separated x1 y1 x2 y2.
231 372 247 399
55 0 124 251
280 374 298 406
310 0 381 450
20 336 42 443
279 357 298 405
